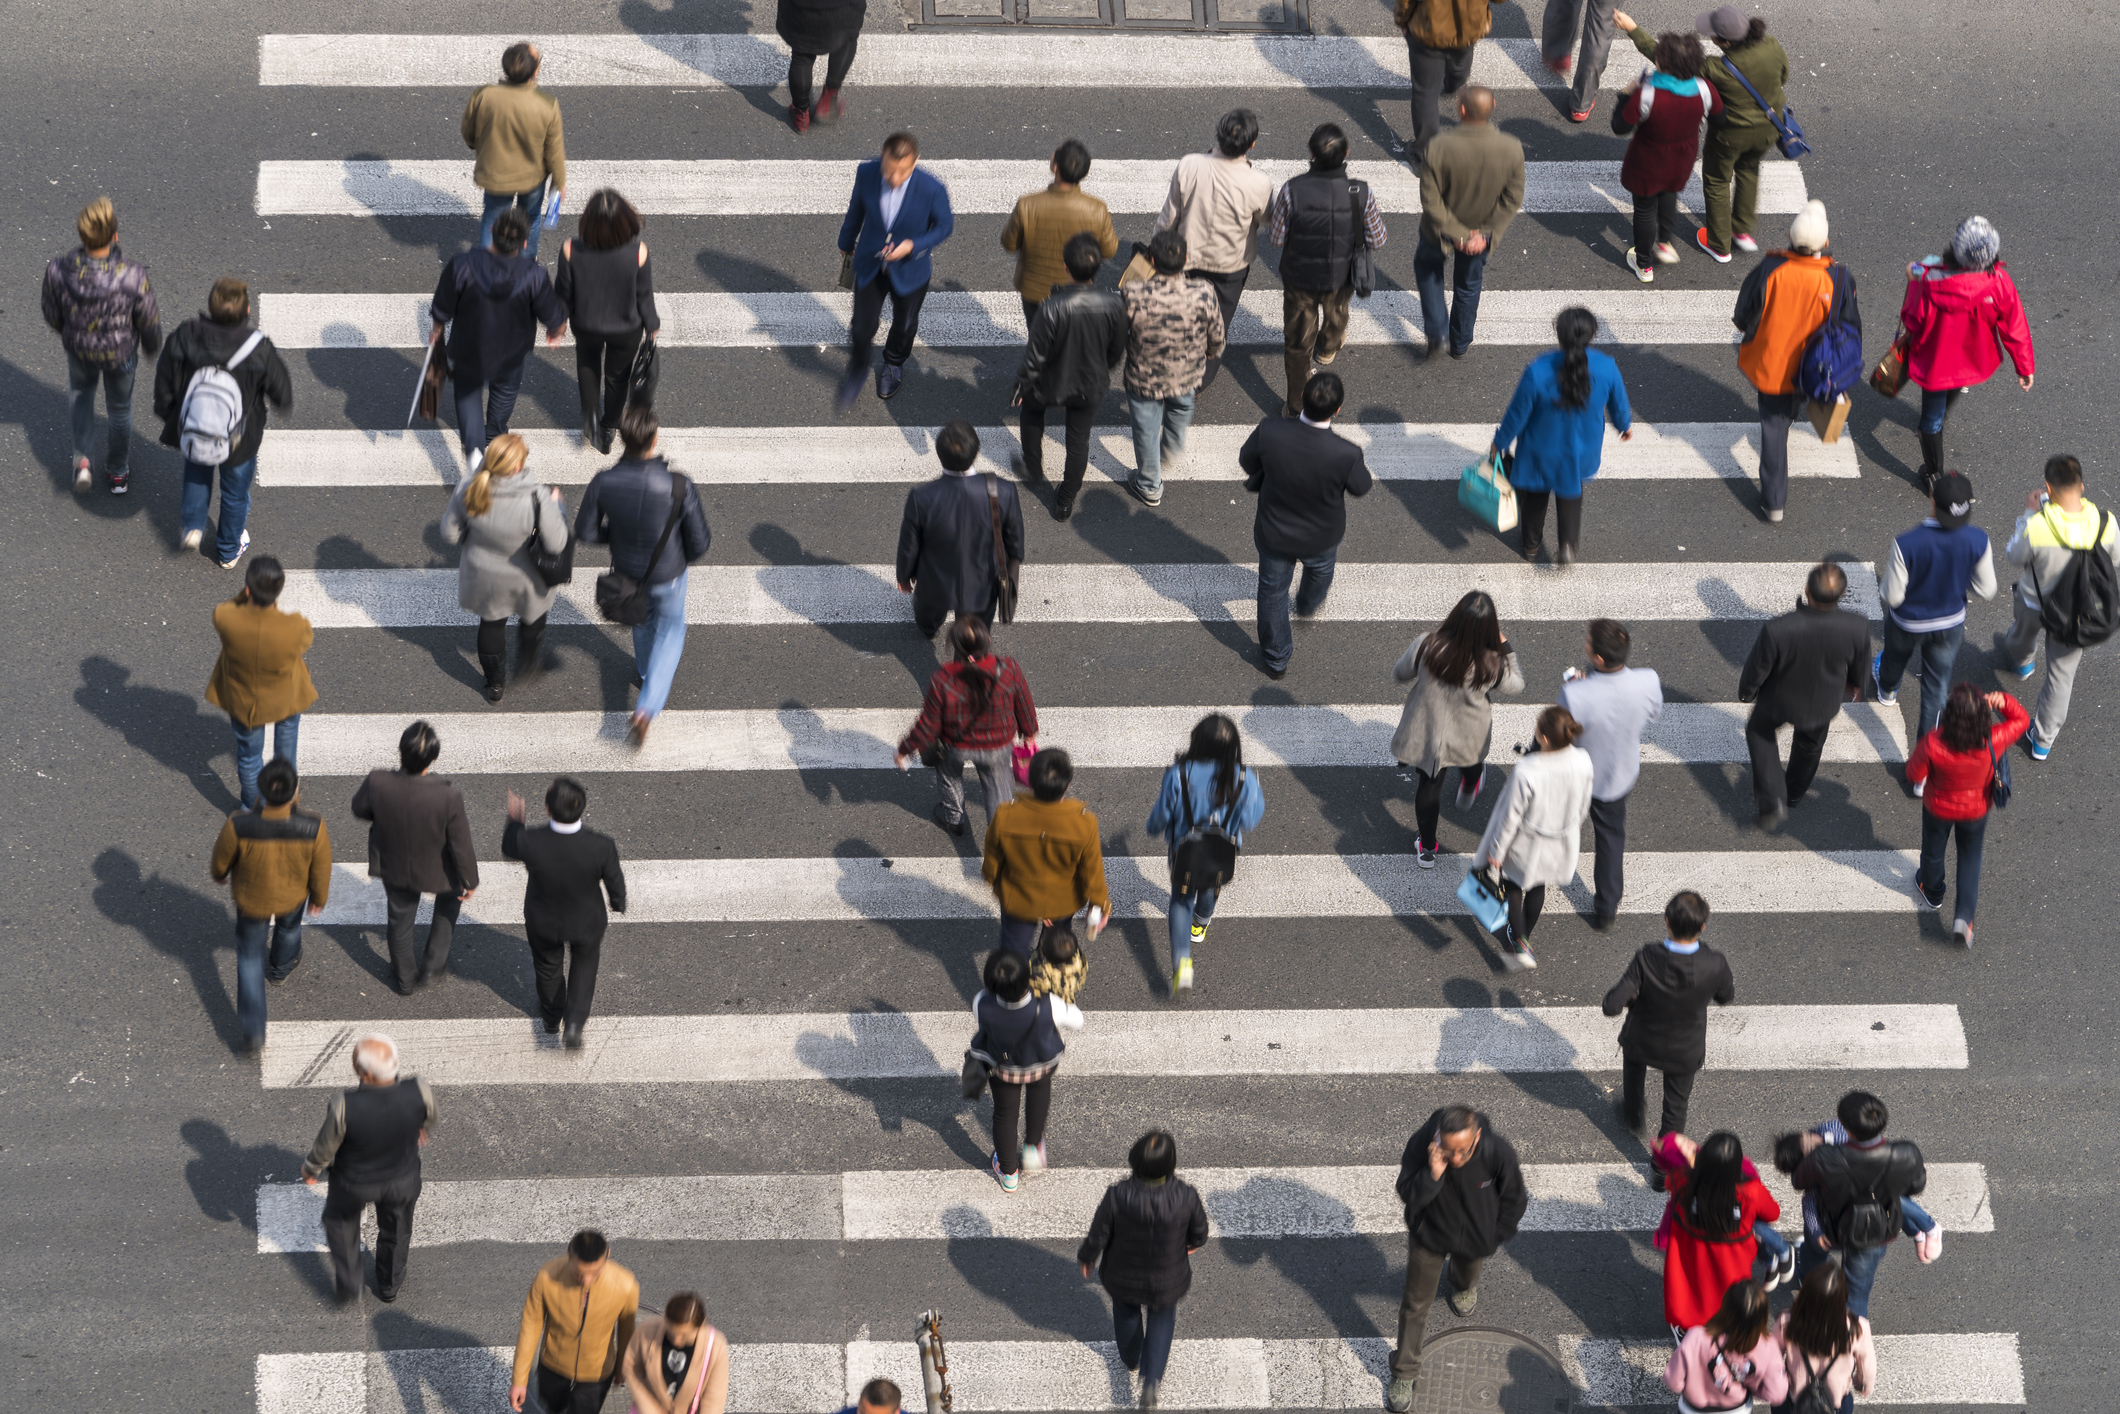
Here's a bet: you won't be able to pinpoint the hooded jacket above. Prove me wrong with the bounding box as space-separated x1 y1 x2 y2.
1905 694 2028 822
43 244 161 366
1396 1110 1528 1258
432 247 567 386
1014 283 1128 407
1734 252 1855 395
1078 1175 1211 1307
152 316 294 466
1899 258 2035 390
1603 941 1736 1073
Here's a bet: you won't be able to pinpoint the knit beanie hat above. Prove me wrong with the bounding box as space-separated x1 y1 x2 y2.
1696 5 1747 40
1788 200 1829 254
1951 215 2001 270
1933 472 1976 530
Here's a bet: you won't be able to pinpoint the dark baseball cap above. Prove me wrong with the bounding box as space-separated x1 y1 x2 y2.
1933 472 1976 529
1697 5 1747 40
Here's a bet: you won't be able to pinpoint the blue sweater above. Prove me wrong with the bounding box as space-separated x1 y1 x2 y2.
1492 349 1632 497
1146 759 1265 848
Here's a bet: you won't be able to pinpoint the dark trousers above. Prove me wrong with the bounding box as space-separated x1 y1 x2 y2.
384 884 462 992
1256 543 1339 672
1404 37 1477 166
535 1366 615 1414
1413 231 1488 354
1411 765 1479 848
1918 807 1988 927
1746 705 1830 815
452 365 526 460
990 1072 1053 1174
1878 617 1965 739
573 330 643 439
913 592 989 641
530 928 604 1031
787 33 859 110
997 913 1042 958
1502 879 1546 944
1631 190 1680 257
1542 0 1617 113
234 906 306 1044
1188 266 1249 385
1588 794 1628 923
477 614 547 666
1282 284 1355 414
1390 1239 1482 1379
1756 390 1801 513
849 273 930 374
1622 1052 1697 1136
322 1172 419 1299
1113 1301 1179 1384
1516 489 1582 556
1020 394 1095 501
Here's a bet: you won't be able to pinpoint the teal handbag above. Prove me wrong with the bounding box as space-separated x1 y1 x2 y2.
1456 864 1509 934
1457 450 1518 533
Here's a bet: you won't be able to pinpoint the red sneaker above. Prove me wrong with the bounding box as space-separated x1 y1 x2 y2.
788 103 810 134
814 87 846 124
1568 99 1595 123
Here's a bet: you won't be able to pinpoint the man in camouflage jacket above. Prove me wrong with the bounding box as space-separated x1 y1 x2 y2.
1119 229 1224 508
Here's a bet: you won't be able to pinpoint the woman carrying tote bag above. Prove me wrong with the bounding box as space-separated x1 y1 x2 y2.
1490 307 1632 566
1391 590 1524 870
1473 704 1594 969
620 1291 729 1414
440 432 568 705
1145 713 1265 997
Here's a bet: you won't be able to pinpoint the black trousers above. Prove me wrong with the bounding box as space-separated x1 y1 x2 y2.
787 33 859 110
1410 765 1478 848
1756 390 1801 513
1503 879 1546 944
1746 705 1831 815
1020 395 1095 501
1516 489 1582 555
573 330 642 437
1588 793 1628 923
1631 190 1681 257
384 884 461 992
477 614 547 661
535 1366 614 1414
1404 37 1477 167
1187 266 1249 385
990 1073 1053 1175
849 273 930 374
1623 1053 1698 1136
322 1172 420 1298
912 591 991 640
529 928 604 1031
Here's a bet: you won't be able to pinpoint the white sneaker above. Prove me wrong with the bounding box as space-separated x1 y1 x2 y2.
1913 777 1926 799
73 460 93 490
1625 248 1654 284
181 529 204 551
1021 1142 1048 1174
1653 241 1681 265
1917 1227 1945 1262
218 528 251 570
1953 919 1973 949
1733 233 1761 254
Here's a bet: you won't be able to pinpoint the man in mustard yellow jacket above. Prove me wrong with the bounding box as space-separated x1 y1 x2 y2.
981 747 1110 960
205 555 316 811
511 1229 640 1413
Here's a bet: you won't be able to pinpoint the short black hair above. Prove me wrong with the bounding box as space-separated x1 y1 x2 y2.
619 403 659 458
1436 1104 1479 1135
1039 919 1078 965
399 720 441 775
1027 747 1072 802
1147 229 1187 275
546 776 586 824
882 131 918 161
1587 617 1629 666
259 757 299 807
858 1378 903 1412
1665 889 1709 941
984 948 1031 1003
1215 108 1260 157
936 419 980 473
491 206 530 256
1307 122 1348 168
1129 1129 1177 1180
1053 138 1091 185
1062 232 1104 283
2046 453 2084 490
569 1228 609 1263
1806 561 1847 604
1771 1132 1807 1174
246 555 286 607
501 42 539 83
1301 372 1343 421
1838 1091 1888 1143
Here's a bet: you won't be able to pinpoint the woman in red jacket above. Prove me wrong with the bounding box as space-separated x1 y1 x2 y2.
1613 31 1721 284
1898 215 2035 492
896 617 1039 838
1658 1130 1778 1338
1905 682 2029 947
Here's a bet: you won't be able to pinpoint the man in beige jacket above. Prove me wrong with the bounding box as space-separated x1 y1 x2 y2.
511 1229 640 1413
462 41 566 259
1152 109 1273 383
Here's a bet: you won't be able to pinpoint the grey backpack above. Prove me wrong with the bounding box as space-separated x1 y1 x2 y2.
179 329 266 465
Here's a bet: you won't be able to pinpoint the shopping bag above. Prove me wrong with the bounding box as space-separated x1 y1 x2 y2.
1456 451 1518 534
1869 333 1909 399
1455 865 1509 935
1118 242 1155 288
1806 393 1850 444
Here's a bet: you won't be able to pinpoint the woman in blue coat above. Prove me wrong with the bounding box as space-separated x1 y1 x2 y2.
1490 306 1632 565
1146 713 1265 997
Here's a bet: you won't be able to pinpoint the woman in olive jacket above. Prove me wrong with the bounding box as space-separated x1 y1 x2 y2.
1078 1130 1209 1411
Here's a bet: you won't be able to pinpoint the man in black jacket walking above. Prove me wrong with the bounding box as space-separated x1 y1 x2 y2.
1602 889 1733 1137
898 421 1025 639
350 721 479 995
1790 1090 1928 1319
302 1033 437 1303
1012 233 1126 521
1077 1130 1209 1410
1737 560 1871 828
428 206 567 464
1267 123 1387 417
152 276 292 567
1386 1105 1528 1413
1240 372 1373 679
503 777 627 1049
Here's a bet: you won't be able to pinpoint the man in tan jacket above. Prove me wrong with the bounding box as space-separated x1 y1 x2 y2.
210 757 329 1051
462 41 566 259
1151 109 1273 382
1415 86 1525 357
981 748 1110 959
1396 0 1499 166
206 555 317 812
511 1229 640 1413
1001 138 1119 323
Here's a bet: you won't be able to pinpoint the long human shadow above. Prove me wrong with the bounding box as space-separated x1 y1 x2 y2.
92 847 244 1048
1220 1174 1399 1340
747 522 941 683
943 1206 1120 1342
1064 471 1265 673
311 532 488 698
793 984 992 1167
75 655 243 811
338 151 483 264
181 1118 305 1229
1245 22 1423 162
369 1316 511 1413
0 350 190 538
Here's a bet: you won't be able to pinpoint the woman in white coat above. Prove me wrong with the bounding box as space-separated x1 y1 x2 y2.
1474 704 1594 969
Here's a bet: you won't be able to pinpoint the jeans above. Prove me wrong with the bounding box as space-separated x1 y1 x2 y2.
849 273 929 375
453 364 527 460
1878 617 1965 738
234 905 305 1043
1414 231 1488 354
534 1368 613 1414
1403 37 1476 166
183 456 258 563
2001 594 2082 748
1390 1240 1481 1379
989 1072 1052 1174
1918 807 1988 926
384 884 461 993
935 743 1015 827
323 1174 419 1300
1699 126 1776 254
1632 190 1680 258
1113 1301 1179 1385
66 351 136 472
1799 1235 1886 1320
1255 543 1339 672
1622 1053 1695 1135
632 572 690 718
1127 392 1195 497
1281 284 1355 415
231 714 301 812
1756 391 1801 512
1541 0 1616 113
529 928 602 1032
1918 385 1964 436
1020 394 1095 502
787 33 859 110
574 329 643 438
1746 706 1830 815
1588 793 1627 923
1411 765 1479 849
1166 848 1219 972
1515 489 1582 557
479 184 549 261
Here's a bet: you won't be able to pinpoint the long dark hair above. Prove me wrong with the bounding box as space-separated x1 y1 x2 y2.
578 188 643 251
1703 1278 1771 1355
1937 681 1991 753
1681 1131 1747 1237
1180 712 1244 807
1783 1258 1858 1361
1554 307 1598 409
1422 591 1508 688
948 617 997 719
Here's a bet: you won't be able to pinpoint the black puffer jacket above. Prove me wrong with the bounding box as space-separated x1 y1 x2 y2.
430 246 566 385
1014 284 1127 408
152 316 293 466
1396 1109 1528 1260
1077 1175 1210 1308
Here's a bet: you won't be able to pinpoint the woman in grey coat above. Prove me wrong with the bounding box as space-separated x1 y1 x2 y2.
1474 703 1595 970
441 432 568 703
1391 590 1524 870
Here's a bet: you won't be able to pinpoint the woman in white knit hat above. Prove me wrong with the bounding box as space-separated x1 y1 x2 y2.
1897 215 2037 494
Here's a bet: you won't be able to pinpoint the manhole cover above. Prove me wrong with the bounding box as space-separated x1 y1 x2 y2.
1414 1328 1578 1414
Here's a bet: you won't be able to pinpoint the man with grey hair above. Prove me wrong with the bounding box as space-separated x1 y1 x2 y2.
301 1034 437 1303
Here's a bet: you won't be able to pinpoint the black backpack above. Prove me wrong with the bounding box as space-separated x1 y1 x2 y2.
1786 1349 1840 1414
1814 1142 1916 1250
2035 506 2119 649
1169 766 1240 894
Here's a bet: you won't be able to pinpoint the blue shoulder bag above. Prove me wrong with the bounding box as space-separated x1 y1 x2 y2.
1720 56 1810 160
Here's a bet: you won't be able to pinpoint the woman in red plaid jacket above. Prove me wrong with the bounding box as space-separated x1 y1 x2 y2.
896 618 1040 836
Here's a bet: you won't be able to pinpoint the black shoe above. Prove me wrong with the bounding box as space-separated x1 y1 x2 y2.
543 1016 563 1035
1590 914 1616 933
877 363 904 400
1264 662 1288 681
477 652 506 704
267 964 299 985
239 1033 266 1056
333 1285 361 1307
596 425 617 456
374 1286 399 1304
1758 802 1787 831
562 1023 586 1050
932 802 970 837
1054 495 1075 521
1012 450 1046 486
1449 343 1470 359
1424 338 1446 362
1648 1165 1667 1191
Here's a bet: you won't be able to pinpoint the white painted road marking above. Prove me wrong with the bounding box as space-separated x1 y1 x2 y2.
1561 1333 2025 1407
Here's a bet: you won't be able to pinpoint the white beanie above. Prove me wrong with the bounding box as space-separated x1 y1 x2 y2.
1788 200 1829 254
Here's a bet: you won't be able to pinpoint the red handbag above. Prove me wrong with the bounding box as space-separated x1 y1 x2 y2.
1012 743 1034 785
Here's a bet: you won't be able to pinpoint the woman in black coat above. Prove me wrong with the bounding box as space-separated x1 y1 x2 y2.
777 0 866 133
1077 1131 1209 1411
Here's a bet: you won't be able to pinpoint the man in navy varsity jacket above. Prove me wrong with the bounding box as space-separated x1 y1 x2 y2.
837 130 955 410
1875 471 1997 744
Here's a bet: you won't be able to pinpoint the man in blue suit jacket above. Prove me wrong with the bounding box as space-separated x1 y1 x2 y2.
838 131 955 410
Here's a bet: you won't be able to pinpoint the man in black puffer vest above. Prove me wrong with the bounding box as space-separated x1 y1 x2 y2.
301 1033 438 1303
1266 124 1388 417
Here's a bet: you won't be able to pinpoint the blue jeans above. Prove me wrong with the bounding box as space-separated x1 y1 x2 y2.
232 714 301 811
1799 1235 1886 1320
632 571 690 718
1413 231 1488 353
1112 1301 1178 1384
234 905 306 1043
1918 385 1964 435
1167 857 1219 972
1918 807 1987 926
1127 392 1195 497
183 456 258 562
1878 617 1965 738
66 351 136 471
1751 1219 1791 1264
478 184 549 260
1255 544 1338 672
453 363 527 460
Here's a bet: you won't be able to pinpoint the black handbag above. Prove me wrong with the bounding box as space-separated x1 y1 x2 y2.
985 473 1019 625
959 1050 989 1100
524 488 576 589
626 336 659 410
594 472 689 626
1986 730 2012 809
1169 767 1240 894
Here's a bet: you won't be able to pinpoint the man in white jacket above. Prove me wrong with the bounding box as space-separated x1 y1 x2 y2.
1560 618 1663 930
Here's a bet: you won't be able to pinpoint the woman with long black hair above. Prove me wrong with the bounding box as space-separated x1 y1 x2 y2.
1390 590 1524 870
555 188 659 454
1489 306 1632 565
1655 1131 1780 1340
1774 1259 1876 1413
1145 713 1265 995
897 616 1039 838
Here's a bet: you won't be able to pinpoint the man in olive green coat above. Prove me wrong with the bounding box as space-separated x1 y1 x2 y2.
205 555 317 811
1001 138 1119 324
461 41 567 259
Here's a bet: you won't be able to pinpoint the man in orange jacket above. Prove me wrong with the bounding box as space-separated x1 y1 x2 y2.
1732 199 1857 524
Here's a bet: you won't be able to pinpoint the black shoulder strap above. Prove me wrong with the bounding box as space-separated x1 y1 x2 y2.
646 470 689 568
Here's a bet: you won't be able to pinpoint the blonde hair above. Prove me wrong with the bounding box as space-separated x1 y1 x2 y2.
77 197 117 249
463 433 529 518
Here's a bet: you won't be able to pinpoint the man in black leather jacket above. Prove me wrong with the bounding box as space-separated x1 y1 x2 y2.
1012 232 1126 520
1737 559 1870 828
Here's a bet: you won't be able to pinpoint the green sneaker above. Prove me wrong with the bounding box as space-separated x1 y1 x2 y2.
1446 1284 1478 1317
1384 1377 1415 1413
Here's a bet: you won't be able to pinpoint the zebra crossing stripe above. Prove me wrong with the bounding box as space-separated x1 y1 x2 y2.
258 422 1855 488
1560 1333 2026 1407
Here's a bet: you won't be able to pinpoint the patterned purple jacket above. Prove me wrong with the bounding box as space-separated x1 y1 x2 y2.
42 244 161 366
